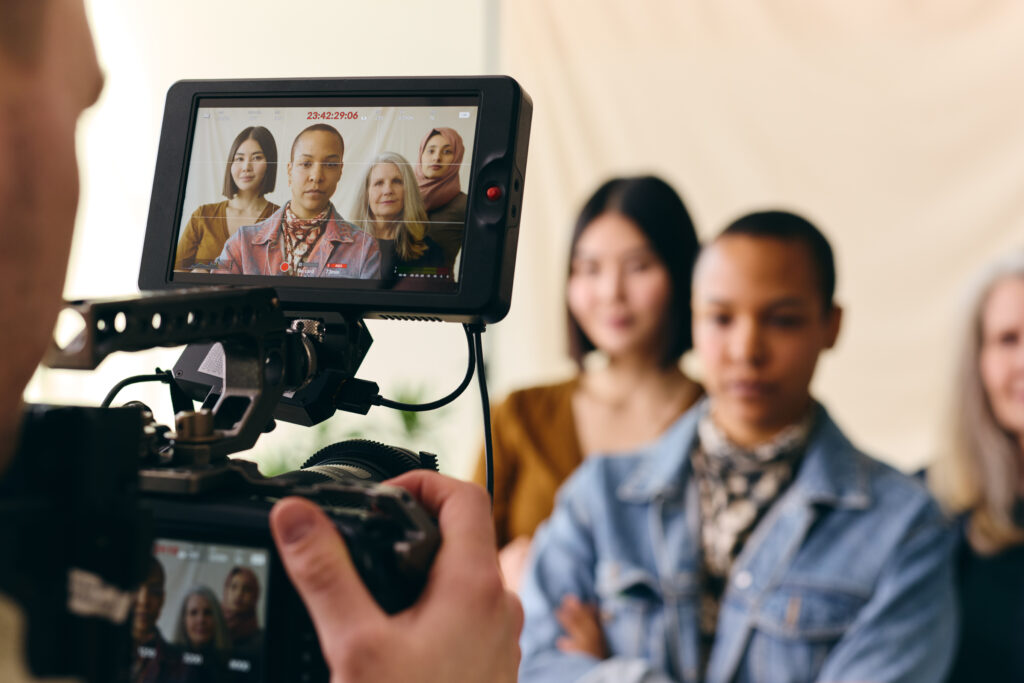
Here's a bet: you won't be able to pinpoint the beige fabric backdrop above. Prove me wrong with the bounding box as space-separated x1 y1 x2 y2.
492 0 1024 470
26 1 1024 476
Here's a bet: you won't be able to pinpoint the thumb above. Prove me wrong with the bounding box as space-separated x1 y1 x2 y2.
270 497 384 645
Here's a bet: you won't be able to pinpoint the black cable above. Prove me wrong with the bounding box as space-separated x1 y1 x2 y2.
370 322 494 505
101 370 174 408
472 327 494 505
373 324 476 412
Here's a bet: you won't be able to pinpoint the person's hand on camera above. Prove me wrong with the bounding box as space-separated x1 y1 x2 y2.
270 471 523 683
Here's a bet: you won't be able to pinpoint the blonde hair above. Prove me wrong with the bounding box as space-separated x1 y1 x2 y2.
930 249 1024 554
351 152 429 262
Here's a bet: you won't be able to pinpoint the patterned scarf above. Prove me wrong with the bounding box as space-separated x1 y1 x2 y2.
279 204 328 275
691 405 815 670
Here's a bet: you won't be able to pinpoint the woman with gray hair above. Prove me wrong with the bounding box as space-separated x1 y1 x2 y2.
930 249 1024 681
350 152 447 288
172 585 230 679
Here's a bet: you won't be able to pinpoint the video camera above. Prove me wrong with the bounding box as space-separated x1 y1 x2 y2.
0 76 531 682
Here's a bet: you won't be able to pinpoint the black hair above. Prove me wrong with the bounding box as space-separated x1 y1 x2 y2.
146 555 165 584
567 176 700 367
0 0 47 66
290 123 345 161
222 126 278 198
719 210 836 310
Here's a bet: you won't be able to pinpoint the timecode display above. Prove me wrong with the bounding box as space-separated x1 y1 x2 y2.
306 111 359 120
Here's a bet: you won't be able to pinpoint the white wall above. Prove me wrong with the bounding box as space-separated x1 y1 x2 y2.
26 0 494 477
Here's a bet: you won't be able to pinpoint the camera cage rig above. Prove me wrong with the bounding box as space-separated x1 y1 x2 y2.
42 285 452 610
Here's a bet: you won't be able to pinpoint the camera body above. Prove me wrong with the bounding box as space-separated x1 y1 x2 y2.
9 402 437 683
0 75 531 682
14 288 442 682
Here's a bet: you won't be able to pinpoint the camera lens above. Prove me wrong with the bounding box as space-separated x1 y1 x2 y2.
291 439 437 485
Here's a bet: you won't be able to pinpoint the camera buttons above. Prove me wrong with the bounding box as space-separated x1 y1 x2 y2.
485 185 503 201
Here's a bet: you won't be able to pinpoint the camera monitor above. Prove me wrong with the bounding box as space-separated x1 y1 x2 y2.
139 77 531 323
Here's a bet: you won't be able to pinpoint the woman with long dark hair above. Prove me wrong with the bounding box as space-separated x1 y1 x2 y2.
174 126 279 271
473 175 703 589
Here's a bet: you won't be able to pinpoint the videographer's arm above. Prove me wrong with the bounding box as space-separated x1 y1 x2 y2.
270 471 523 683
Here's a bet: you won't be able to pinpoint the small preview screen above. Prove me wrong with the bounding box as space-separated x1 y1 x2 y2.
131 537 270 681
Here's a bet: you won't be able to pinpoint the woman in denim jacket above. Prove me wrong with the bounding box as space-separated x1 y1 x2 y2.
519 211 958 683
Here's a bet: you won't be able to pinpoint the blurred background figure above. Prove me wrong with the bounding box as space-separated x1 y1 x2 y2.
415 126 467 269
352 151 446 284
174 126 279 271
930 250 1024 682
474 176 703 590
222 567 262 658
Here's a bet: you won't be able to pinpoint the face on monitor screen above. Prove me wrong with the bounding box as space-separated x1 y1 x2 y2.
172 98 479 293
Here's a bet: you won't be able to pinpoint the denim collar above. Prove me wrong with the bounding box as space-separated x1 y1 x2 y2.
249 203 358 246
617 397 871 510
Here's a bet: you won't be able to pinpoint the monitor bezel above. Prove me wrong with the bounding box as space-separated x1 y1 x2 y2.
138 76 530 323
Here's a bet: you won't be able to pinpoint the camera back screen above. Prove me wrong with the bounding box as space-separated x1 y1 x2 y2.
132 537 270 682
172 97 479 292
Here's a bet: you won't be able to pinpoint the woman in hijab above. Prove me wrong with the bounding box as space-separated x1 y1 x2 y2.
222 567 263 657
415 127 467 269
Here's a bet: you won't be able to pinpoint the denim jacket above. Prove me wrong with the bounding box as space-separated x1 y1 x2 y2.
214 203 381 278
519 402 957 683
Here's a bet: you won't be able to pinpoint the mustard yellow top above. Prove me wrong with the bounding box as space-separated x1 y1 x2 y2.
174 200 278 271
474 377 703 546
473 379 585 546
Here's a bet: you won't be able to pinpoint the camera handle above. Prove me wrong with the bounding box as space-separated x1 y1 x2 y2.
45 288 495 499
44 288 302 469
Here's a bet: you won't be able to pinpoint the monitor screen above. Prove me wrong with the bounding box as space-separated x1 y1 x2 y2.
172 96 479 293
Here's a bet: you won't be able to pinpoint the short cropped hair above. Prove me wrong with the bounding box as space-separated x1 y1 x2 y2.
222 126 278 198
147 555 165 584
567 176 700 368
0 0 47 66
290 123 344 161
719 210 836 311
